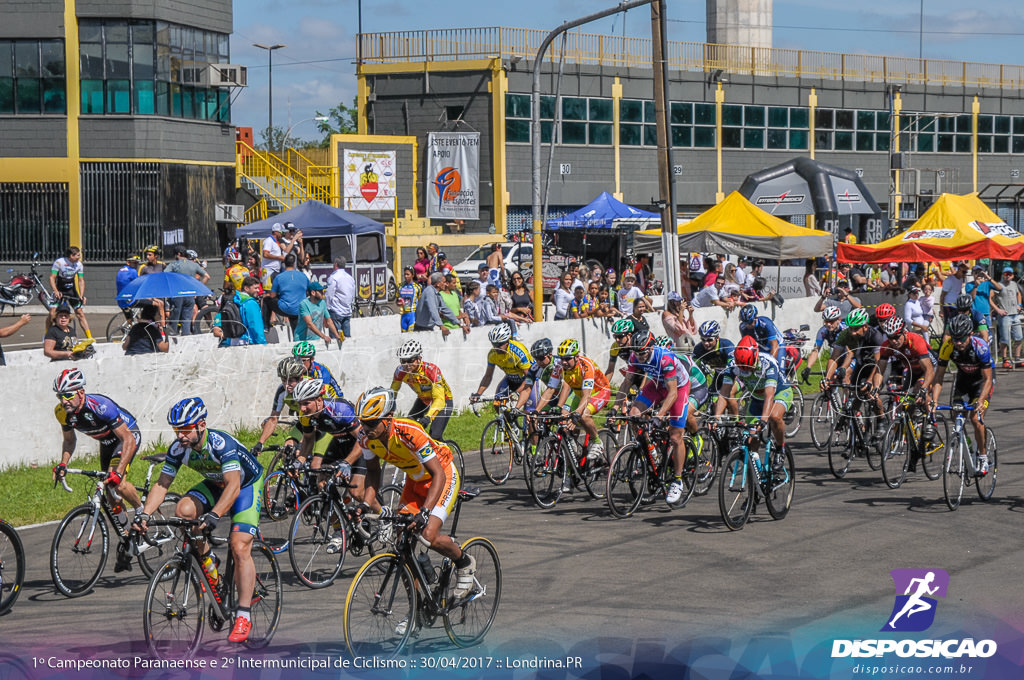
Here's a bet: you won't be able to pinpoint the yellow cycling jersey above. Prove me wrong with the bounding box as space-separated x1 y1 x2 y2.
487 339 534 378
224 264 250 291
391 361 452 419
357 418 452 482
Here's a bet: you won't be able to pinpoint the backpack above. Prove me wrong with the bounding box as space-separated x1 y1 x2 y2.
218 295 246 339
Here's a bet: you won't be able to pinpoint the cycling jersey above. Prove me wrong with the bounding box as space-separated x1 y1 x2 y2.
307 360 342 398
832 326 886 360
55 394 138 444
358 418 453 483
224 263 250 291
163 428 263 488
692 337 735 370
487 340 534 384
675 353 708 390
721 354 787 400
391 361 453 417
568 295 595 317
937 336 994 378
399 281 422 313
880 332 934 374
560 355 610 394
522 357 558 389
814 323 844 350
627 346 689 390
298 398 359 439
51 257 83 294
740 316 784 354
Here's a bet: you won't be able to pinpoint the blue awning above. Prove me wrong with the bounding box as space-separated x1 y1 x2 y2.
545 192 659 230
237 200 386 238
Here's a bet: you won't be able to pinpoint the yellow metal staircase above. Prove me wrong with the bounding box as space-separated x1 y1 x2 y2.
236 142 339 221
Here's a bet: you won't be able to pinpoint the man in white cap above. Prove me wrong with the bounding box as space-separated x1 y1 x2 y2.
261 222 299 287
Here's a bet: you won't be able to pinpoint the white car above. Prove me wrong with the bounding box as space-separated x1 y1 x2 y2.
452 242 533 281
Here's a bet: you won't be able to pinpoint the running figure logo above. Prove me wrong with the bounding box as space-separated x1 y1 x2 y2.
882 568 949 632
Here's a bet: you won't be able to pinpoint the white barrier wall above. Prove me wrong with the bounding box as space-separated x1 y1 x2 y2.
0 297 823 469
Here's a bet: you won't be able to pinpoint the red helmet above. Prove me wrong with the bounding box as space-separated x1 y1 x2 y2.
875 303 896 321
734 335 759 368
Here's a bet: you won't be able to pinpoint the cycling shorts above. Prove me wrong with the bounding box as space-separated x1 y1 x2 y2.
99 427 141 475
401 311 416 332
688 384 710 414
744 386 793 420
498 377 539 411
399 462 460 523
636 381 691 429
186 471 265 537
408 398 454 441
286 427 332 456
580 386 611 415
951 376 992 415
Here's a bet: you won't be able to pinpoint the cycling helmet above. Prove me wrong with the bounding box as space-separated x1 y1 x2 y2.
875 303 896 321
630 330 655 353
277 356 307 381
655 335 674 349
531 338 553 360
881 316 905 337
167 397 207 427
734 335 759 368
845 308 869 328
292 378 325 403
397 339 423 360
126 253 141 264
226 249 242 263
355 386 397 421
955 294 973 313
610 318 635 336
144 245 159 255
53 367 86 393
487 324 513 346
739 304 759 323
698 320 721 339
949 314 974 340
186 249 199 261
292 341 317 359
556 339 580 358
822 306 842 322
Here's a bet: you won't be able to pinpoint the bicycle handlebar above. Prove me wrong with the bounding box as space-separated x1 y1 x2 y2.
53 467 107 493
935 403 975 413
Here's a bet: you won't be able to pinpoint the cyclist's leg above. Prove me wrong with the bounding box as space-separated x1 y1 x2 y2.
668 384 690 477
227 475 262 611
630 382 662 417
428 400 454 441
179 481 220 555
404 468 462 560
768 387 793 447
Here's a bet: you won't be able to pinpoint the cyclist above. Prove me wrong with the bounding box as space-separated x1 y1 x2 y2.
930 314 996 475
391 339 454 440
551 339 610 465
712 334 792 455
397 267 422 332
224 250 250 292
802 306 844 383
252 357 310 457
692 320 736 396
626 330 691 504
739 303 785 364
292 341 342 397
658 335 711 453
135 397 264 643
878 316 937 395
52 368 141 564
950 293 990 344
470 324 535 407
824 308 886 429
870 302 897 329
355 387 477 600
604 318 636 379
50 246 91 337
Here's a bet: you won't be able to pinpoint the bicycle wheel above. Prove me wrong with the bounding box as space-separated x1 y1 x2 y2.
942 436 965 511
379 484 404 514
479 419 513 485
105 312 129 343
261 472 299 554
227 541 282 649
827 414 854 479
143 555 205 658
193 305 219 334
529 436 564 509
809 393 833 450
976 428 997 501
718 449 753 531
920 416 947 481
289 495 346 588
764 444 795 520
688 428 718 497
579 433 613 501
783 384 804 438
605 444 647 519
443 439 466 481
50 505 108 597
0 520 25 616
862 408 883 471
880 420 910 489
444 537 502 647
343 553 416 659
138 493 183 577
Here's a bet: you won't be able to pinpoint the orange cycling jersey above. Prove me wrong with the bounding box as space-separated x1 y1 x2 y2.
357 418 452 482
390 361 453 407
560 355 610 394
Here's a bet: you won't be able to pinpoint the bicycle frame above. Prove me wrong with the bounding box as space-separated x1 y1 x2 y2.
937 404 980 477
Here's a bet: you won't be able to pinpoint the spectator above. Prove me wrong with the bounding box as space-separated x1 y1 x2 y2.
294 280 339 344
939 261 969 323
326 256 355 339
224 250 250 292
552 272 575 320
617 272 645 315
266 253 308 330
508 271 533 320
139 245 165 275
435 252 459 287
803 261 822 297
283 223 305 265
479 284 505 324
586 282 608 316
920 282 936 331
439 273 471 332
115 254 141 321
687 253 707 290
463 281 485 326
992 266 1023 367
692 277 731 309
426 242 441 274
44 303 82 361
0 313 31 366
414 272 466 336
398 267 423 331
222 238 239 267
634 253 652 290
735 257 751 287
413 247 430 284
813 279 862 317
486 243 505 289
721 263 742 298
966 265 1001 337
566 261 585 292
596 286 622 318
703 259 723 288
49 245 91 337
261 223 297 286
568 284 594 319
298 251 314 281
662 292 695 346
213 276 267 347
164 246 210 336
122 303 169 355
603 268 620 308
473 264 491 298
878 263 903 291
843 227 857 244
628 297 652 335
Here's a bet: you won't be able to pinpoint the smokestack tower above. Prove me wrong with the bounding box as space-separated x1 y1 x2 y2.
706 0 773 48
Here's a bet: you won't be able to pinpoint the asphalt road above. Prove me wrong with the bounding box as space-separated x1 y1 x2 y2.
2 375 1023 678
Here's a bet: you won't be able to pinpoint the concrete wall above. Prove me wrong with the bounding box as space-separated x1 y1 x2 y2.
0 0 64 39
76 0 232 34
0 120 68 157
0 296 824 469
79 119 235 162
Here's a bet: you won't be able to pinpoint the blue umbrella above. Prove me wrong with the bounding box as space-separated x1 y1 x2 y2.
116 271 213 304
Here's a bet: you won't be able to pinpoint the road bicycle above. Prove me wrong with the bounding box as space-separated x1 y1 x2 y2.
717 416 796 531
523 413 614 509
879 391 947 489
354 297 394 318
142 518 282 658
473 396 528 485
259 443 315 555
105 306 139 343
0 519 24 615
936 402 998 511
825 383 884 479
343 487 500 658
779 325 811 438
807 373 842 450
50 455 181 597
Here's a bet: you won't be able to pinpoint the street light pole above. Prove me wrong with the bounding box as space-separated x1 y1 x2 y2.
253 43 286 150
283 115 330 147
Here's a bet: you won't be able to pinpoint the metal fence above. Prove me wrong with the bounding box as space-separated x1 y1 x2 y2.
0 183 70 261
81 162 161 261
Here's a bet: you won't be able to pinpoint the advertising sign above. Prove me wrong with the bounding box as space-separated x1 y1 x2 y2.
343 149 396 211
426 132 479 220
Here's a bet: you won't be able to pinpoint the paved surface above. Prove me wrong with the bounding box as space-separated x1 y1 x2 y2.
1 376 1023 676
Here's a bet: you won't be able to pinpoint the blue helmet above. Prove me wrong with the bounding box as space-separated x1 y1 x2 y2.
698 320 720 339
167 397 208 427
739 304 759 323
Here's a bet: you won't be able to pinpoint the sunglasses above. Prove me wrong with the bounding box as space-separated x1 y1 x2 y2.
57 391 78 401
400 357 418 364
172 424 198 434
359 419 383 430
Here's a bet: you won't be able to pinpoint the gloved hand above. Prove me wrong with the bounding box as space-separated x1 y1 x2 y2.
53 463 67 481
337 461 353 480
250 442 264 455
410 509 429 532
198 512 220 531
468 394 481 404
105 470 122 486
800 367 811 384
132 512 150 531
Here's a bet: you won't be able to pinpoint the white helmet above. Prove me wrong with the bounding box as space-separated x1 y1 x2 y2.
355 386 397 421
292 378 324 402
53 367 86 393
487 324 513 346
397 339 423 361
822 306 842 322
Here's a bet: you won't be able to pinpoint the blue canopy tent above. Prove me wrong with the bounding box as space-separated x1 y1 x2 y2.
237 200 385 238
545 192 659 230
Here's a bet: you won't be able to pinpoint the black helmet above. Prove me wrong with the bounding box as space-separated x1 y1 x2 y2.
948 314 973 340
630 330 654 353
955 294 973 312
530 338 553 359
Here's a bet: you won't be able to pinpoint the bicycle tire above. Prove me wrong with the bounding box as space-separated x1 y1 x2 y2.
143 555 205 658
942 436 965 511
719 448 753 531
479 419 514 485
193 305 219 334
827 415 854 479
372 304 392 317
784 384 804 439
442 439 467 482
444 537 502 647
343 553 416 659
105 312 130 343
50 505 109 598
605 444 647 519
379 484 404 514
975 428 997 501
880 420 910 489
920 416 947 481
228 541 282 649
261 472 299 555
808 393 833 450
137 493 183 577
288 495 346 589
764 444 795 520
0 520 25 615
688 428 718 497
579 431 614 501
529 436 565 509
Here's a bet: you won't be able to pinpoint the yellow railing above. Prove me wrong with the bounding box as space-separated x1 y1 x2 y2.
306 165 338 205
236 141 310 210
359 27 1024 90
244 199 269 223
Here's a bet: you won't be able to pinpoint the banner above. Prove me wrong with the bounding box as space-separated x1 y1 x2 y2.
426 132 479 220
343 149 396 211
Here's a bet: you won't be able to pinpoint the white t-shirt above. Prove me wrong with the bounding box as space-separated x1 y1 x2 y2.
262 236 283 275
617 285 644 315
553 287 574 319
688 254 706 276
940 274 963 307
692 284 724 308
734 266 750 287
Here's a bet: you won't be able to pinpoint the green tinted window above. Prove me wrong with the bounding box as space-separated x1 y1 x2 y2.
815 109 833 129
789 129 808 150
815 131 832 150
768 107 787 127
672 125 691 147
0 77 13 113
506 118 529 143
1014 137 1024 154
670 102 692 125
644 100 656 122
875 132 889 151
695 103 715 125
977 115 993 134
955 134 971 153
744 105 764 127
876 111 890 130
42 78 65 113
694 126 715 147
40 41 64 77
506 93 529 118
589 122 612 145
857 111 875 131
135 79 155 114
835 110 854 130
767 128 787 149
620 123 642 146
993 136 1009 153
994 116 1011 134
976 136 992 153
107 78 130 113
790 108 809 128
937 117 955 133
722 104 742 126
589 98 612 121
81 79 103 113
562 121 586 144
722 127 742 148
539 96 554 119
855 132 874 151
744 128 764 149
916 133 935 152
540 120 553 143
14 42 39 77
937 134 954 152
835 131 853 150
562 97 586 121
643 124 657 146
620 99 642 123
955 115 971 133
15 78 39 112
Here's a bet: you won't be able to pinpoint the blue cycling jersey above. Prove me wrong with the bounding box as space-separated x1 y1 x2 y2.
814 323 845 350
163 428 263 488
298 398 359 438
55 394 139 445
692 337 735 370
308 360 342 397
628 346 688 389
740 316 784 353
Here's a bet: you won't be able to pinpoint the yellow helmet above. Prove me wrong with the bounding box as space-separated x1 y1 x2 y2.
556 338 580 358
355 386 396 421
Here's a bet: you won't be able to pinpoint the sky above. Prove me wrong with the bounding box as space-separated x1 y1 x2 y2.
230 0 1024 143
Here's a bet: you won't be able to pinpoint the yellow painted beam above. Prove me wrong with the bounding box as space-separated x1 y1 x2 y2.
0 158 76 182
612 77 622 200
65 0 81 247
808 87 817 229
360 59 497 75
972 96 980 192
85 157 235 166
356 72 369 135
490 57 508 236
715 82 724 203
893 91 903 228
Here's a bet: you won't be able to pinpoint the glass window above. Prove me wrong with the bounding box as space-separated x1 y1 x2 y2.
540 120 553 143
194 87 209 119
937 134 954 152
539 96 554 119
937 116 955 133
105 22 129 44
815 109 833 129
767 128 787 149
80 43 103 78
695 103 715 125
644 100 656 122
562 121 586 144
814 130 832 150
0 77 12 113
79 21 103 44
562 97 586 121
744 105 764 127
790 108 809 128
916 133 934 152
42 78 65 113
0 42 11 78
993 136 1009 153
589 98 612 121
135 79 155 114
16 77 39 113
1015 117 1024 135
620 123 642 146
157 44 171 80
977 115 993 134
132 22 154 44
875 132 889 151
976 136 992 153
671 125 691 147
620 99 642 123
40 42 64 77
743 128 764 149
589 123 612 145
855 132 874 151
722 104 742 126
15 42 39 77
217 34 229 59
107 79 130 113
722 127 742 148
788 129 808 150
994 116 1011 134
694 126 715 148
643 124 657 146
81 79 103 113
835 110 854 130
955 114 971 133
1014 137 1024 154
506 118 529 143
876 111 890 130
156 80 169 116
955 134 971 153
106 44 129 79
182 86 194 118
170 82 182 116
834 131 853 150
768 107 787 127
670 102 692 125
917 115 936 133
857 111 875 131
217 89 229 122
133 44 154 80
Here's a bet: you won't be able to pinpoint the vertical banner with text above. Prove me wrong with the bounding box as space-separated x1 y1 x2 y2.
343 149 396 211
426 132 480 220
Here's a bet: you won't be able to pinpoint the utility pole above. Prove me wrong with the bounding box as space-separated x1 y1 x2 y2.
253 43 286 150
650 0 680 294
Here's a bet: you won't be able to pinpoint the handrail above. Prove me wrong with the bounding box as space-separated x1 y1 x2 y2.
244 199 268 224
235 140 310 209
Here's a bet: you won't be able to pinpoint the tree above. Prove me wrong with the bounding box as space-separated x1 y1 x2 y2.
316 96 358 147
257 125 300 152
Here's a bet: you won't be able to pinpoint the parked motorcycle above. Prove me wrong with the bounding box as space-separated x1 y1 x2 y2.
0 253 53 314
